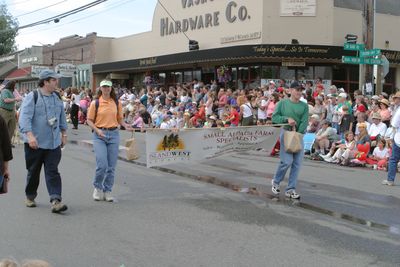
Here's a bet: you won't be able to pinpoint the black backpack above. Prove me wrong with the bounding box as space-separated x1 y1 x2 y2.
93 98 119 123
33 89 62 104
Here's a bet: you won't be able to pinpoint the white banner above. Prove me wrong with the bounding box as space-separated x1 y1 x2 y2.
146 126 280 168
280 0 317 17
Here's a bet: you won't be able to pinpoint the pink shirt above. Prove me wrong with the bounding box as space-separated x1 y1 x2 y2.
132 116 144 128
266 101 276 118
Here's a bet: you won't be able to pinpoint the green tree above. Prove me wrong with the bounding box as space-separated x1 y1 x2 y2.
0 4 18 56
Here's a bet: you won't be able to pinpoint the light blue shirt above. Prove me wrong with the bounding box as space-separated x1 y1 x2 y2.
19 89 67 149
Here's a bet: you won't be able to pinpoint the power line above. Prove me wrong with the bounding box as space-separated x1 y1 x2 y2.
157 0 190 41
2 0 32 7
18 0 136 36
15 0 68 18
18 0 108 30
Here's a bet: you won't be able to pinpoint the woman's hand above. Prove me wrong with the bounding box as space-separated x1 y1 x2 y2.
96 129 105 138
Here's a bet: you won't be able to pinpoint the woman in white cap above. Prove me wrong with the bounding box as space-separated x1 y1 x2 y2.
87 80 132 202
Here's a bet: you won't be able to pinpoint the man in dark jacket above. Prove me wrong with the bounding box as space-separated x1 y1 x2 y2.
0 115 13 191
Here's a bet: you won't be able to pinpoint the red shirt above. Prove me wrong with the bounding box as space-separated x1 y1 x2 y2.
229 109 240 126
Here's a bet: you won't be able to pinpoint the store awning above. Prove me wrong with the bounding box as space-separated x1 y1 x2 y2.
92 44 400 74
6 67 32 80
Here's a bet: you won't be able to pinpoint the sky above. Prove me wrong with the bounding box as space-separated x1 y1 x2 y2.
2 0 158 50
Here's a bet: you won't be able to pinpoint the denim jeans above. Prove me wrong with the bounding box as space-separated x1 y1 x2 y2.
24 144 63 202
387 142 400 182
272 129 304 192
93 129 120 192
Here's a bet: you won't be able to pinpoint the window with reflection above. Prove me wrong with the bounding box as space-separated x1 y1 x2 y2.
280 67 296 80
238 67 249 89
261 66 279 79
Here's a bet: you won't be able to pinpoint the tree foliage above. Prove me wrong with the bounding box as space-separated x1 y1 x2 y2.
0 4 18 56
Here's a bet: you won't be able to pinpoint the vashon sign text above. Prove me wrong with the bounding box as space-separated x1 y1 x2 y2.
160 1 251 37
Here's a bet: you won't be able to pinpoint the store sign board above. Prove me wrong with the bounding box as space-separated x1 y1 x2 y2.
160 1 253 37
280 0 317 17
55 63 76 77
282 61 306 67
31 65 52 78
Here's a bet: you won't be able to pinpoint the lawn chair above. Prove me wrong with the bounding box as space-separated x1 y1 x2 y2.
303 133 316 154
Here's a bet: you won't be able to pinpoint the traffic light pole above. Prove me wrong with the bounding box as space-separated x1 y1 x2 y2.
361 0 375 94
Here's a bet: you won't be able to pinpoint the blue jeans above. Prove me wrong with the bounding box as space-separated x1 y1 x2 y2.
387 142 400 182
93 129 120 192
273 129 304 192
24 144 63 202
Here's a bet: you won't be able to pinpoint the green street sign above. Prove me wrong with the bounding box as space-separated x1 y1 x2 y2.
344 43 365 51
360 49 381 57
342 56 363 64
364 58 383 65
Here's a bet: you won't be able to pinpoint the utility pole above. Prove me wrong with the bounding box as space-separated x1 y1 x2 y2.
361 0 375 93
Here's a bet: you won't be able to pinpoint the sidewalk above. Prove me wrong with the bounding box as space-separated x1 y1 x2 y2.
67 124 400 234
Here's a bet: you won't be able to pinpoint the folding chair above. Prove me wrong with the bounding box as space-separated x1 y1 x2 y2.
303 133 316 154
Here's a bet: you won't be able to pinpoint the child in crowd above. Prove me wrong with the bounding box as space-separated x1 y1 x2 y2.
323 131 356 164
366 139 390 170
338 105 353 139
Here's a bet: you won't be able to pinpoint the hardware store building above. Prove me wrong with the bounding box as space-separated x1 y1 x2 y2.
92 0 400 94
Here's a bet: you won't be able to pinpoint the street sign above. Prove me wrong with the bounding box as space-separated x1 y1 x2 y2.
343 43 365 51
342 56 363 64
364 58 383 65
360 49 381 57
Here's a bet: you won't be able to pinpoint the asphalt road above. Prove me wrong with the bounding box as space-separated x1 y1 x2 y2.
0 127 399 266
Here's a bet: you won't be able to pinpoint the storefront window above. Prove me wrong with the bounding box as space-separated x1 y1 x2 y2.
193 70 201 81
314 66 332 80
332 65 346 81
173 72 183 84
249 66 261 89
297 67 314 80
238 67 249 89
158 73 166 84
184 71 192 83
280 67 296 80
261 66 279 79
348 66 359 81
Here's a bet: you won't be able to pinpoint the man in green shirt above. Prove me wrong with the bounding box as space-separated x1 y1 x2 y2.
0 81 21 142
271 81 309 199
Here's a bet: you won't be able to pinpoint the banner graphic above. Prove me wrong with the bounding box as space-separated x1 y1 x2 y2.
146 126 280 167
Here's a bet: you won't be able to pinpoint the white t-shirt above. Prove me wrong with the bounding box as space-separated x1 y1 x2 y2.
160 121 171 129
372 147 389 159
368 122 387 137
72 93 80 105
241 103 253 118
257 99 267 120
391 108 400 146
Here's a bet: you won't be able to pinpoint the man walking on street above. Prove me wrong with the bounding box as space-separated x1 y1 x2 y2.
271 81 309 199
19 70 68 213
382 104 400 186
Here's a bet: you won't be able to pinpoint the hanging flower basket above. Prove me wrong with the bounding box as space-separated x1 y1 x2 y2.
217 65 232 83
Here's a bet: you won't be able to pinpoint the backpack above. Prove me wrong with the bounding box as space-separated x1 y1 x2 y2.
33 89 62 104
93 98 119 123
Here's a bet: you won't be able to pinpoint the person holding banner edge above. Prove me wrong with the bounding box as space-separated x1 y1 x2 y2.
271 81 309 199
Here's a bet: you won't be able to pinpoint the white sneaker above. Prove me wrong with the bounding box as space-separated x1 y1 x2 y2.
104 192 115 202
93 188 104 201
320 153 331 159
285 190 301 199
324 156 335 163
271 180 280 195
381 180 394 186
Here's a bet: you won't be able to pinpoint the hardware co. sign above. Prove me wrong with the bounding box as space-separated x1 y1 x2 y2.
160 0 251 37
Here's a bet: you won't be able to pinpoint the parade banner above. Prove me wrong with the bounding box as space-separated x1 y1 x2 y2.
146 126 280 168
